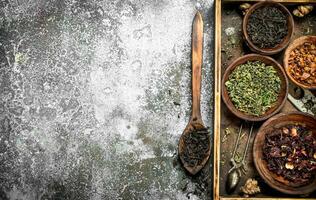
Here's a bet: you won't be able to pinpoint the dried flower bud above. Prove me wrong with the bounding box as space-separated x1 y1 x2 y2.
285 162 294 170
301 150 307 156
291 128 298 137
293 9 304 17
282 127 289 134
239 3 252 15
293 5 313 18
240 3 251 10
240 178 261 195
314 152 316 159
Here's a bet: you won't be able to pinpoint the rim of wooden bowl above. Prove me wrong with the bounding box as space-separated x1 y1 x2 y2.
283 36 316 90
242 1 294 55
222 54 288 122
253 112 316 195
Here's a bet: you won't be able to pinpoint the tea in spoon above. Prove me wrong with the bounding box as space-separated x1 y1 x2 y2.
178 11 210 175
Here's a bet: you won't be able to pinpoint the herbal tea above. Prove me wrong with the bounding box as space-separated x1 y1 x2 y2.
263 125 316 186
288 42 316 86
225 61 281 116
247 6 288 49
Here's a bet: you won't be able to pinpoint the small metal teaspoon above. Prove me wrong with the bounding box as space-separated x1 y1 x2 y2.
226 123 254 194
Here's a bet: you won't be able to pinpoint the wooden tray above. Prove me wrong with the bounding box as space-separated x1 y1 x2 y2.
213 1 316 199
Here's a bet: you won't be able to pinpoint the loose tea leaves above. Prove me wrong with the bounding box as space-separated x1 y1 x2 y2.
247 6 288 48
182 128 210 168
225 61 281 116
263 125 316 186
288 42 316 86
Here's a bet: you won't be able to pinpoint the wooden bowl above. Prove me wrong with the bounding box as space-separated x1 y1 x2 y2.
242 1 294 55
222 54 288 121
284 36 316 90
253 112 316 195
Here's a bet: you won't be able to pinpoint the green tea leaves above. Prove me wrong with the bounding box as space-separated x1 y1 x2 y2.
225 61 281 116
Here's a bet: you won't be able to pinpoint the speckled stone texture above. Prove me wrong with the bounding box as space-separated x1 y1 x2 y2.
0 0 214 199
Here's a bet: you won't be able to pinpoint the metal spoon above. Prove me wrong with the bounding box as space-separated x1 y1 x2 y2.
226 123 254 194
288 86 316 116
226 123 243 193
178 11 210 175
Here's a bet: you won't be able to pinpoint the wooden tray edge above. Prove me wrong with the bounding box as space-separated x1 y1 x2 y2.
213 0 222 199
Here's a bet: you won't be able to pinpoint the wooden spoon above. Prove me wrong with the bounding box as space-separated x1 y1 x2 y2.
178 11 210 175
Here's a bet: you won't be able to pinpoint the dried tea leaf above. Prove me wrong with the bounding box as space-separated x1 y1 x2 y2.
247 6 288 48
225 61 281 116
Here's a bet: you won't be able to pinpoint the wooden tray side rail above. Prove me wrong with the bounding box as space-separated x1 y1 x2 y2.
213 0 222 199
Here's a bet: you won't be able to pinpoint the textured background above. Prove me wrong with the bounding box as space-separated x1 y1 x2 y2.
0 0 214 199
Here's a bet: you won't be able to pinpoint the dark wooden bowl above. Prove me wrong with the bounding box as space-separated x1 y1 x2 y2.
253 112 316 195
222 54 288 121
242 1 294 55
284 36 316 90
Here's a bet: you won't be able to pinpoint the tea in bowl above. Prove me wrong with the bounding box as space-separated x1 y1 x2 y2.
253 112 316 195
284 36 316 90
242 1 294 55
222 54 288 121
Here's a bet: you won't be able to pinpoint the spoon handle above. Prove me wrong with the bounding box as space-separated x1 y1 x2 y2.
241 122 254 162
191 11 203 123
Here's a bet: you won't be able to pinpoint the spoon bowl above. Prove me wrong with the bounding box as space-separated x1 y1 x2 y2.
226 168 240 194
178 121 210 175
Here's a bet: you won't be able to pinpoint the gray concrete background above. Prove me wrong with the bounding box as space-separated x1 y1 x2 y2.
0 0 214 199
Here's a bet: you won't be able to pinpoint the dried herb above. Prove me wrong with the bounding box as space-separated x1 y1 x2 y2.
302 96 316 115
240 178 261 196
293 5 314 18
288 42 316 86
182 128 209 167
263 125 316 186
225 61 281 116
247 6 288 48
222 127 234 143
239 3 252 16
